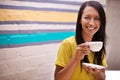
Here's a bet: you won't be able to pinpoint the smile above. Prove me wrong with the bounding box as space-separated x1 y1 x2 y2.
87 26 95 30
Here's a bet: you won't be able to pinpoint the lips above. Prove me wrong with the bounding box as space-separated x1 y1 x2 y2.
87 26 95 30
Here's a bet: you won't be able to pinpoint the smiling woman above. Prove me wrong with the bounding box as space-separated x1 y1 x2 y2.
54 1 107 80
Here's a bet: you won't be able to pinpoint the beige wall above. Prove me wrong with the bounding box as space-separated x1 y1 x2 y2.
0 43 60 80
106 0 120 70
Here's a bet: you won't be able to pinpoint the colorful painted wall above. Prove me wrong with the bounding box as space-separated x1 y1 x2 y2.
0 0 105 80
0 0 79 48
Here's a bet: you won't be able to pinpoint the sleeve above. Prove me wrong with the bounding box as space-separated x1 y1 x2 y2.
55 39 72 67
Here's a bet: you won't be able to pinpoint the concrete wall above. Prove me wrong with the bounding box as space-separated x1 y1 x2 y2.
106 0 120 70
0 44 60 80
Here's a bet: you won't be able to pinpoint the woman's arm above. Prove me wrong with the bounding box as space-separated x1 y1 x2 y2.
54 43 90 80
54 56 80 80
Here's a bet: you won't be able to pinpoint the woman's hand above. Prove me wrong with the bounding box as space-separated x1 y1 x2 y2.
83 65 106 80
75 43 90 60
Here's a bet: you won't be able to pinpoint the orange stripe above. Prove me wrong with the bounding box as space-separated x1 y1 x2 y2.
0 9 77 22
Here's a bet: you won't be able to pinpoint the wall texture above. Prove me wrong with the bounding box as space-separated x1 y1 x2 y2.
0 0 105 80
106 0 120 70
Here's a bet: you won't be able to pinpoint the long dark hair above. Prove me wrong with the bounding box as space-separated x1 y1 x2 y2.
75 1 106 65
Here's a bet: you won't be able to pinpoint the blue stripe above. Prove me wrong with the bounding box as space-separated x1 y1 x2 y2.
0 5 78 12
0 31 75 48
0 21 76 25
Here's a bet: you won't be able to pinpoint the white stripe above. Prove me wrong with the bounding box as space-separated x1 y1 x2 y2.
59 0 106 4
59 0 87 2
0 0 80 11
0 24 75 31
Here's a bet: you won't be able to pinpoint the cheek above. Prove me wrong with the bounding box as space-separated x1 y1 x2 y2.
97 23 101 30
97 21 101 27
81 19 88 27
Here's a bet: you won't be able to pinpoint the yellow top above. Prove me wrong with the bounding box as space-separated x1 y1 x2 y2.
55 36 107 80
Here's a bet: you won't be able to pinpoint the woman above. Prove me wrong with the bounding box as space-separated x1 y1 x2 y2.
54 1 107 80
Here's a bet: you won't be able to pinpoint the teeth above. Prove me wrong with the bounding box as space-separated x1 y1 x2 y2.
88 27 94 30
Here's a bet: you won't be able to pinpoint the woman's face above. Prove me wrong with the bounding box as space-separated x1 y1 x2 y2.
81 6 100 37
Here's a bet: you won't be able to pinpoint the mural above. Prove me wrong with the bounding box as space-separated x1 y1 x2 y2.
0 0 80 48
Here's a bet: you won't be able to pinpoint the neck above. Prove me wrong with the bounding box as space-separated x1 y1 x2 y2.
82 32 93 42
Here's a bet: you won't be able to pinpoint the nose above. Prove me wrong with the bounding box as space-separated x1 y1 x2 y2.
89 19 95 26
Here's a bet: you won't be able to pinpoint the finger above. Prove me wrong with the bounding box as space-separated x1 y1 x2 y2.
77 46 90 53
93 67 98 72
77 50 89 56
76 45 90 56
78 44 89 48
83 65 89 72
87 66 95 73
76 47 87 51
100 68 105 72
76 48 88 55
86 66 95 76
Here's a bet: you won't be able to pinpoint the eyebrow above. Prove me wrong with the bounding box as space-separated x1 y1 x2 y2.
83 14 100 18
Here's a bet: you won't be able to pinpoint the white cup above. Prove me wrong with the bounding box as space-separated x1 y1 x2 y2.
86 41 103 52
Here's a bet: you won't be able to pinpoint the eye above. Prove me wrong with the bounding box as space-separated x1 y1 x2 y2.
84 16 90 20
94 17 100 21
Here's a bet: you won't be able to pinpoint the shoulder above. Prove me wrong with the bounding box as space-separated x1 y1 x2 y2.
61 36 76 46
